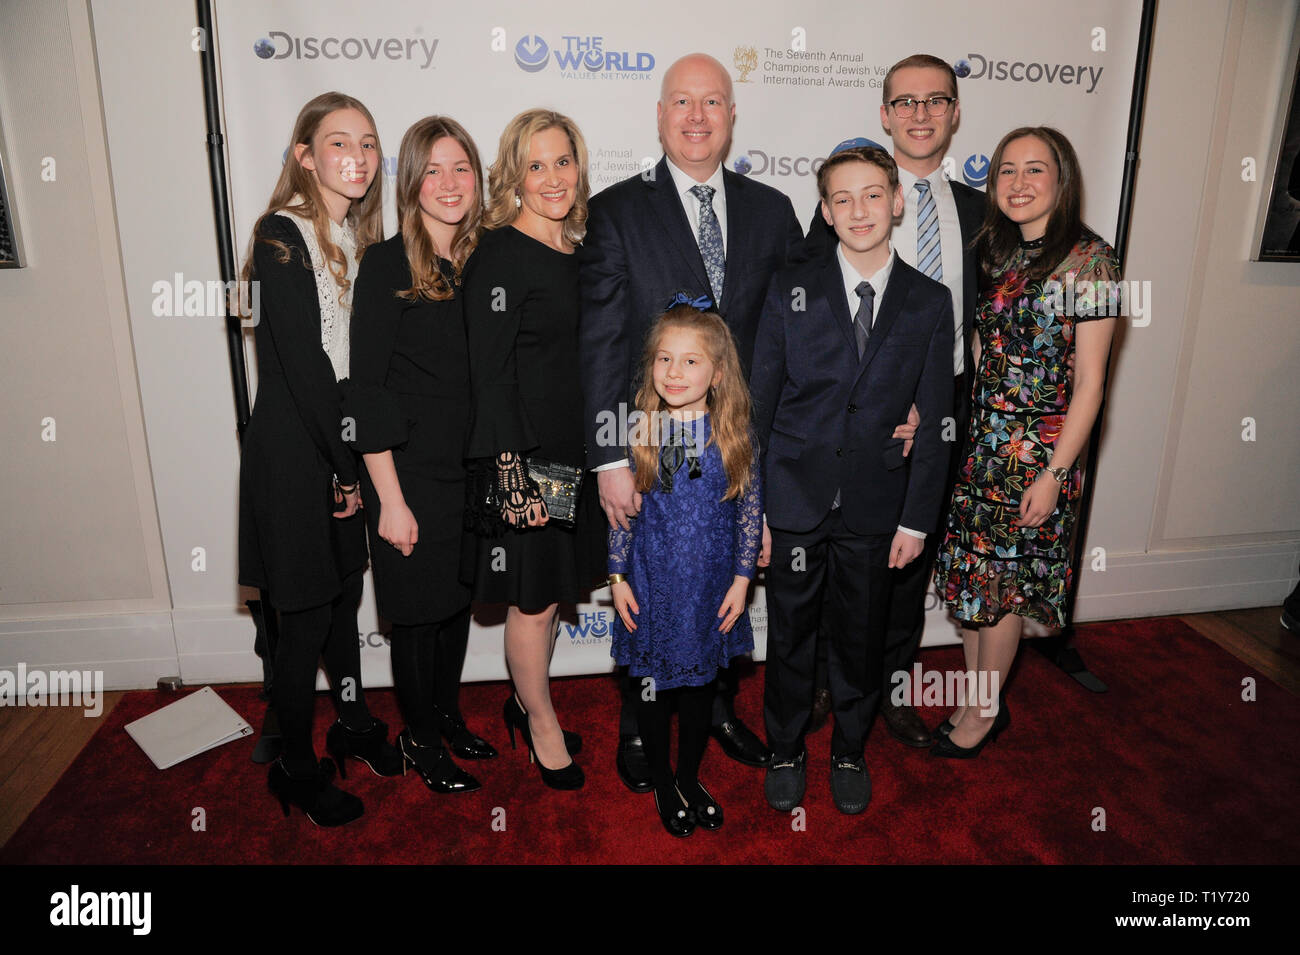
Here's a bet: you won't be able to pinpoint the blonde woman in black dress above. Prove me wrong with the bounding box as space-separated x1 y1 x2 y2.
239 92 402 826
463 109 605 789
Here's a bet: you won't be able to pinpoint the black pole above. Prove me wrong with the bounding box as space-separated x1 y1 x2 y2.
196 0 251 432
196 0 281 759
1034 0 1158 689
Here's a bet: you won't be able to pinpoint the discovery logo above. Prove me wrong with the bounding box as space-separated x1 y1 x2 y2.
956 54 1102 93
254 31 439 69
732 149 826 178
513 34 654 77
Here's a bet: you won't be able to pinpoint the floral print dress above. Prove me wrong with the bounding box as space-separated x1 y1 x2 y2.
934 229 1120 628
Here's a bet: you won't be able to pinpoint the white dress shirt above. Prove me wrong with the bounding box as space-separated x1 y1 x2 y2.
895 166 964 376
836 242 924 540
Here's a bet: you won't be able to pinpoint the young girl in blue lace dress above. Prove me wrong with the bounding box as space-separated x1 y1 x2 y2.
608 301 763 837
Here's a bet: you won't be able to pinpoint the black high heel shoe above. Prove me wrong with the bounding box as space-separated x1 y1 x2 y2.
501 697 584 790
932 718 955 741
397 729 481 794
325 717 404 778
930 697 1011 759
654 786 695 838
435 705 498 760
267 757 363 827
502 695 582 756
677 777 723 831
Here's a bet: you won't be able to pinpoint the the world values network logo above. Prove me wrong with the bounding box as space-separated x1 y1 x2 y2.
962 153 990 187
513 34 654 78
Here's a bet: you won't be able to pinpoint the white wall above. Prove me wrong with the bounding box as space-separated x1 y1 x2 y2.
0 0 1295 690
0 0 175 688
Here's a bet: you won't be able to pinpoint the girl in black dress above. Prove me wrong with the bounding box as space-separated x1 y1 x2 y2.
344 116 493 796
238 92 402 826
464 110 605 789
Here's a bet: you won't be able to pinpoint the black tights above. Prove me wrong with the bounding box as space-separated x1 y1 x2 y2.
273 571 370 776
388 607 472 748
634 680 715 807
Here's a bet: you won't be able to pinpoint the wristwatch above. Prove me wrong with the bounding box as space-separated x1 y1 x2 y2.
1046 466 1069 484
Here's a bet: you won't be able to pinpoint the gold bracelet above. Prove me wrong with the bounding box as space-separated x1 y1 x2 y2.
607 574 627 586
336 481 359 494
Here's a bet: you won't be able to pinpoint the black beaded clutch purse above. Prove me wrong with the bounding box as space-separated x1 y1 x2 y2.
523 457 584 527
464 456 584 533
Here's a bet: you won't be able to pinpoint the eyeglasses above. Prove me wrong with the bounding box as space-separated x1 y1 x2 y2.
887 96 956 118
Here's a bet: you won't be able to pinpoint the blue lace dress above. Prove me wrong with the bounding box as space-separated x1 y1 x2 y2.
609 414 764 689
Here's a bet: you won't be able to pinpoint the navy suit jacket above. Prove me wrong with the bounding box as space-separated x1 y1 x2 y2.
578 156 804 468
803 178 984 378
751 252 954 536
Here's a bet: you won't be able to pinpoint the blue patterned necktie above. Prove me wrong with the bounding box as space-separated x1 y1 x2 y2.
915 179 943 282
853 281 874 359
689 184 725 303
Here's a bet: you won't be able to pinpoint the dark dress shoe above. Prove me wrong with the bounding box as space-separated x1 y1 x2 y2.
764 750 807 811
653 788 695 838
325 717 405 777
678 777 723 831
829 755 871 815
397 729 482 793
711 717 772 767
809 688 832 733
930 699 1011 760
616 735 654 792
435 705 498 760
880 700 934 748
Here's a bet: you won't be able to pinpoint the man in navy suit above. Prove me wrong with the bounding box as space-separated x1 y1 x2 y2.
579 52 804 790
803 55 985 747
752 146 953 814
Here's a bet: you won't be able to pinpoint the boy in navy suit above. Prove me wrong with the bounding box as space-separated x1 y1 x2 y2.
751 146 953 814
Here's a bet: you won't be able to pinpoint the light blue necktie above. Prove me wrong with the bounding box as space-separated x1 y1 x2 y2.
689 184 725 303
915 179 943 282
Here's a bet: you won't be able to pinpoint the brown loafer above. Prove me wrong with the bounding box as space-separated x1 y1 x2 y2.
880 700 933 748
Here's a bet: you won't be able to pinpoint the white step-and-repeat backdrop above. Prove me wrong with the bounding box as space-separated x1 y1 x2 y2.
211 0 1141 681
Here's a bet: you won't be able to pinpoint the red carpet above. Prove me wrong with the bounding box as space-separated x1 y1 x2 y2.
3 616 1298 864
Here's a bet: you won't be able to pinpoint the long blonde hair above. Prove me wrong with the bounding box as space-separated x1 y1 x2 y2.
395 116 484 301
630 306 753 500
484 108 589 247
242 92 384 294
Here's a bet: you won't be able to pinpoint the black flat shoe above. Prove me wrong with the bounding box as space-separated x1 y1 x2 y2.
711 717 772 767
398 729 481 794
654 787 695 837
435 706 498 760
325 717 404 778
616 735 654 793
501 697 584 790
268 757 363 827
503 695 581 756
930 699 1011 760
677 777 722 830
